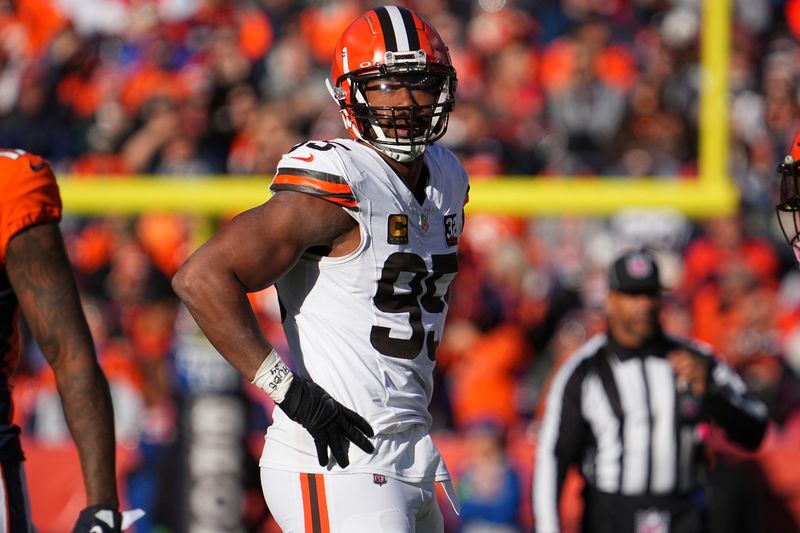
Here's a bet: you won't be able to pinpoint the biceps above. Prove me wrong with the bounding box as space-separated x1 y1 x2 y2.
197 193 353 291
195 208 305 292
4 223 89 362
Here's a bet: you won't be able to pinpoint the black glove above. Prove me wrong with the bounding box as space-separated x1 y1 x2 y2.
279 376 375 467
72 504 122 533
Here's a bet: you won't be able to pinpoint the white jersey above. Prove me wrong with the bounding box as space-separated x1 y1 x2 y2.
259 139 469 483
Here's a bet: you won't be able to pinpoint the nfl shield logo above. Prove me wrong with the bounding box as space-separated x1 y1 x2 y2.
635 508 671 533
626 254 653 279
373 474 387 486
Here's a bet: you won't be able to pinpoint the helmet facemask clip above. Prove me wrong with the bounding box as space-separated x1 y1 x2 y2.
384 50 427 68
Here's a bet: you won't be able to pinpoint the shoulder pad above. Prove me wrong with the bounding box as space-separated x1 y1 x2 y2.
0 149 61 262
272 141 357 210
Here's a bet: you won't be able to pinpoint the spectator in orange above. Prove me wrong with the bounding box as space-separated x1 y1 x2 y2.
237 7 273 61
539 17 635 96
545 22 630 172
135 213 190 277
679 213 780 301
0 0 66 58
298 0 361 64
439 317 528 431
119 29 190 117
690 259 777 368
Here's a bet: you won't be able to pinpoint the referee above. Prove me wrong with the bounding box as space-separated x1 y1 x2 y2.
533 250 768 533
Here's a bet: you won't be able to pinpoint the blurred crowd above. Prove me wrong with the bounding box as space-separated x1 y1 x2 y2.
2 0 797 185
5 0 800 531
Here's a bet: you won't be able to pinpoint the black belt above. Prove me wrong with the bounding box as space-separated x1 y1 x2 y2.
582 487 708 533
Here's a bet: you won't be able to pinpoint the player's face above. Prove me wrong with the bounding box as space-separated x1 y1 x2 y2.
364 74 444 139
606 290 661 347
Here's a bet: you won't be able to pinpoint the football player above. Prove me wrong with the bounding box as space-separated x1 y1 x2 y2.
777 132 800 264
0 149 134 532
172 5 466 531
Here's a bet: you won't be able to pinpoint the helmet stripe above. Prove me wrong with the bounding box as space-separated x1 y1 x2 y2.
398 7 420 51
374 7 398 52
385 6 410 51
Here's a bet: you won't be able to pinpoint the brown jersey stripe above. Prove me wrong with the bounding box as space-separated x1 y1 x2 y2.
322 196 358 209
276 167 349 185
270 182 358 210
272 174 353 196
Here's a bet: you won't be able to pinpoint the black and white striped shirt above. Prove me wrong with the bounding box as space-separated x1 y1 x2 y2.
533 332 768 533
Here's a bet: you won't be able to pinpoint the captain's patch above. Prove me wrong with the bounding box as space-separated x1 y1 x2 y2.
388 214 409 245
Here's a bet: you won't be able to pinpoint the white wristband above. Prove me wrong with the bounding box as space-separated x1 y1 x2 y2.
251 349 294 404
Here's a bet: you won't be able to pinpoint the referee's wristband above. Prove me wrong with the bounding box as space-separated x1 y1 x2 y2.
251 350 294 404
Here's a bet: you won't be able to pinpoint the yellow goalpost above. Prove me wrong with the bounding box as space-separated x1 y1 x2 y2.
59 0 734 218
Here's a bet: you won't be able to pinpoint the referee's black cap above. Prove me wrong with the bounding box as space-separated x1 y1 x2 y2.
608 250 662 295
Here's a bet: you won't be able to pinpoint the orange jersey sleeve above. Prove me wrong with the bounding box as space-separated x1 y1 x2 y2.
0 150 62 264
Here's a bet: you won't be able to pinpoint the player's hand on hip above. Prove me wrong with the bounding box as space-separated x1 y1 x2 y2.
279 376 375 467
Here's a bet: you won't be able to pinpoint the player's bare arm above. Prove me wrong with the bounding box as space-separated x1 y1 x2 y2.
5 222 118 508
174 189 373 468
173 190 357 379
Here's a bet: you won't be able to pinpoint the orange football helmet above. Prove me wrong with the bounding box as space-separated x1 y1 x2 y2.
327 6 457 162
777 131 800 262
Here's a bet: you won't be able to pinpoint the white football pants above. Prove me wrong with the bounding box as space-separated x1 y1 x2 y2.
261 467 446 532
